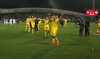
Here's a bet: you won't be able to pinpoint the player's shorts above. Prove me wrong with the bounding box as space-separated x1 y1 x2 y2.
26 23 30 28
44 26 49 30
65 23 67 24
32 23 35 28
52 30 57 36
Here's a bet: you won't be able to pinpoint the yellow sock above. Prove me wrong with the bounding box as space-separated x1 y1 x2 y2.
32 29 34 33
55 37 59 42
45 31 47 36
28 28 30 32
53 38 55 44
25 28 27 32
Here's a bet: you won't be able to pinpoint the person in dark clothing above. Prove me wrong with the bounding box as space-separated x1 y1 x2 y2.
78 19 84 36
30 22 32 31
85 17 90 36
35 18 40 32
60 18 64 27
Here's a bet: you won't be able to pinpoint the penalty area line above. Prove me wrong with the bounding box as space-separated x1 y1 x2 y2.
90 31 100 36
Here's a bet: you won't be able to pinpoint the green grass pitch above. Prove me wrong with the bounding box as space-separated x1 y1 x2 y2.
0 22 100 59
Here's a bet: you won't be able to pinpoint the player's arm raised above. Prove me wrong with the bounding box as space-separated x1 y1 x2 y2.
59 13 64 21
48 13 52 21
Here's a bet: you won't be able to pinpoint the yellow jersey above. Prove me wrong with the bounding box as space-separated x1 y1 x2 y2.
38 19 42 24
44 19 49 26
31 17 36 24
26 18 32 24
98 23 100 29
64 19 67 23
51 19 59 30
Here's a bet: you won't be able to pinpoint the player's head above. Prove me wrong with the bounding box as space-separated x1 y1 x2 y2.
46 17 48 20
56 15 58 18
53 15 56 20
32 16 34 18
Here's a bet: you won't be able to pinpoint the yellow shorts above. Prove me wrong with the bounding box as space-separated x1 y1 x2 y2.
32 23 35 28
51 30 57 36
44 26 49 30
26 23 30 28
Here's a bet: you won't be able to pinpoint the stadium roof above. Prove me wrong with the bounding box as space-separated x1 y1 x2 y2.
0 8 85 16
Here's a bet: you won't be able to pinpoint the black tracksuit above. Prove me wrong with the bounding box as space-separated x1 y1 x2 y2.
85 19 90 36
60 19 64 27
78 20 84 36
35 19 40 31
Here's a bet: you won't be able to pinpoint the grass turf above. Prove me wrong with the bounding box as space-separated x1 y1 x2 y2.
0 22 100 59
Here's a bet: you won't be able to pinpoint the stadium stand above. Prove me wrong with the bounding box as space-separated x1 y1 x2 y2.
0 8 85 21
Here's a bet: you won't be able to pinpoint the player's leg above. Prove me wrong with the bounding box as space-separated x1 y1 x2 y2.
25 24 28 32
32 24 35 34
32 27 34 34
44 26 47 37
55 30 59 46
51 30 59 46
51 36 55 46
28 24 30 32
66 23 67 27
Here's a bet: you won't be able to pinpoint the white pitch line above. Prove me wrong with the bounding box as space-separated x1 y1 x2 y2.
90 31 100 36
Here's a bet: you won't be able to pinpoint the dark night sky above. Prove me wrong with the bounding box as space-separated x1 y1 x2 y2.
0 0 100 13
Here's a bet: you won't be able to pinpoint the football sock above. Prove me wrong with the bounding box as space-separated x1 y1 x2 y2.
53 38 55 44
32 29 34 33
25 28 27 32
45 31 47 36
55 37 59 42
28 28 30 32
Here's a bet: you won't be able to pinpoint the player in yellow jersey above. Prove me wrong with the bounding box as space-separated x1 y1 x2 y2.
44 17 50 37
48 13 64 46
50 16 54 36
38 18 42 30
25 16 32 32
31 16 36 34
97 18 100 34
64 19 67 28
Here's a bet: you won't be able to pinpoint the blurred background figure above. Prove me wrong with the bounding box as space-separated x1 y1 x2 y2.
38 17 42 30
97 18 100 34
35 18 40 32
64 19 67 28
78 19 84 36
77 19 80 28
85 17 90 36
60 18 64 27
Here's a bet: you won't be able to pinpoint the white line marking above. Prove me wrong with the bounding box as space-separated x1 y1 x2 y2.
90 31 100 36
